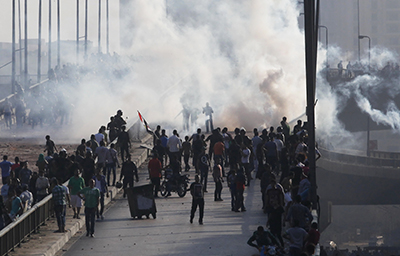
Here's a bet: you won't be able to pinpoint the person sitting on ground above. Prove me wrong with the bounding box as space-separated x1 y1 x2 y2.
247 226 280 253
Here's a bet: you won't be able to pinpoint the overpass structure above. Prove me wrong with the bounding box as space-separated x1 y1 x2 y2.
316 147 400 232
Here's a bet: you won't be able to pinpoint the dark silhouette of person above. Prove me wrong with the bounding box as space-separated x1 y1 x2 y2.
118 125 131 162
203 103 214 133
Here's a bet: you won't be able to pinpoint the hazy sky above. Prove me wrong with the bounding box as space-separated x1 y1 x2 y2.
0 0 120 51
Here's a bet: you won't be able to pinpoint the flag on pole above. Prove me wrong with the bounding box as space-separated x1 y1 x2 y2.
137 110 152 133
138 110 144 123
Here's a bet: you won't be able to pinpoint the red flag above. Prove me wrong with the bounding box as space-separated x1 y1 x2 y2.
137 110 144 122
137 110 152 133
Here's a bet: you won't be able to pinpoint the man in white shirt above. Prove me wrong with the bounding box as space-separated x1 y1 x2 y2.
167 130 182 163
95 141 108 175
94 128 105 145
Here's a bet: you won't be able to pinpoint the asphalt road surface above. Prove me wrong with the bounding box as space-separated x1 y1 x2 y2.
60 168 267 256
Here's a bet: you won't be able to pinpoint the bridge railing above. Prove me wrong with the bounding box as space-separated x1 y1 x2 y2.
319 148 400 168
0 193 53 256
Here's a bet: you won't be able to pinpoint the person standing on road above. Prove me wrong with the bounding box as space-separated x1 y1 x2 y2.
197 150 211 193
52 178 70 233
19 162 32 188
78 179 100 238
118 126 131 162
283 219 309 256
119 155 139 198
95 141 108 175
93 168 109 220
213 139 225 176
44 135 57 157
68 169 85 219
0 155 13 185
240 144 251 186
286 195 313 230
148 153 162 198
234 167 246 212
189 175 204 225
36 170 50 202
202 102 214 133
166 130 182 164
105 143 119 186
181 136 191 172
212 164 223 201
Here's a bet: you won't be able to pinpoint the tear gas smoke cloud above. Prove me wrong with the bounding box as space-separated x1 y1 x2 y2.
316 45 400 153
66 0 308 140
7 0 400 153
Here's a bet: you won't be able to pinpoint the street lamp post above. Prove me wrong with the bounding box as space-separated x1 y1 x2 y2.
85 0 88 58
19 0 23 77
319 25 328 67
24 0 28 88
48 0 51 72
12 0 16 94
77 0 79 62
359 35 371 157
98 0 101 53
57 0 60 67
304 0 319 212
106 0 109 54
38 0 42 83
358 35 371 67
357 0 360 61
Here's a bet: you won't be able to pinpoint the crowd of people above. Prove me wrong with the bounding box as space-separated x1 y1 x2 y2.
0 103 325 253
0 108 141 238
0 52 131 130
333 60 400 80
147 116 322 256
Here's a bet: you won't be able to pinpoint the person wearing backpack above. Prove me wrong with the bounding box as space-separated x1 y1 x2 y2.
189 175 204 225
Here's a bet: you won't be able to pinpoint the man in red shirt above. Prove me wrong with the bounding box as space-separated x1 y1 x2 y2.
213 139 225 176
148 153 162 198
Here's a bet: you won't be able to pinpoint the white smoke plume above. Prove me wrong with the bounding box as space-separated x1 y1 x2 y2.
316 43 400 153
8 0 400 153
62 0 309 139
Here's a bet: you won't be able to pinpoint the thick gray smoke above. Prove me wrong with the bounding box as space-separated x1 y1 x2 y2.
76 0 308 137
315 44 400 153
9 0 400 151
